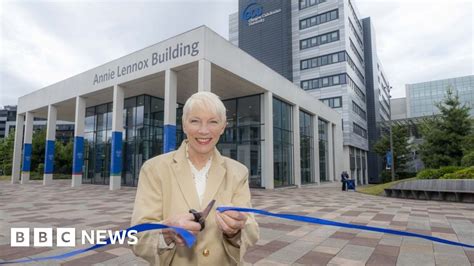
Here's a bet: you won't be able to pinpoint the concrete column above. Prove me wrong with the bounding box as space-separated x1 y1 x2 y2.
262 92 274 189
198 59 211 92
313 115 320 184
11 114 24 184
327 123 335 181
293 105 301 188
72 96 86 187
43 105 57 185
163 69 177 153
110 85 124 190
21 112 34 184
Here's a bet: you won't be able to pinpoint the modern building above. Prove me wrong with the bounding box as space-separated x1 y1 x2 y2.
362 17 391 184
1 105 74 142
11 26 344 190
0 105 17 138
385 75 474 172
406 75 474 118
229 0 391 184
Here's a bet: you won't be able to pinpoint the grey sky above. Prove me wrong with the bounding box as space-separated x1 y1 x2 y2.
1 0 472 107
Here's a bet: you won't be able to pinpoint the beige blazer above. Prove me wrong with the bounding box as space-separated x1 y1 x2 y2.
131 141 259 265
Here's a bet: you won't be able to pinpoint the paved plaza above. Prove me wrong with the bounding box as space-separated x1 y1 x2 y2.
1 180 474 265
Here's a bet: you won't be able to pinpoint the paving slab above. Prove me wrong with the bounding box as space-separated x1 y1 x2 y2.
1 180 473 265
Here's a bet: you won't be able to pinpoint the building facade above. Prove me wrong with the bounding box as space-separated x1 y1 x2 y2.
386 75 474 173
362 17 391 183
406 75 474 118
230 0 391 184
11 26 344 190
0 105 17 138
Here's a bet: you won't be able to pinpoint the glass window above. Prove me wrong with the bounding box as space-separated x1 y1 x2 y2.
332 54 339 63
219 95 262 187
300 110 314 184
301 40 307 49
301 60 308 70
322 78 329 86
237 96 260 126
300 0 306 9
301 20 307 29
319 119 329 181
333 75 340 85
321 56 328 65
273 98 293 187
321 34 327 43
320 14 327 23
302 81 309 90
331 31 338 40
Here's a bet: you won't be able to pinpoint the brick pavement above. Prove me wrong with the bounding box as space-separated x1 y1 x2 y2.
1 180 473 265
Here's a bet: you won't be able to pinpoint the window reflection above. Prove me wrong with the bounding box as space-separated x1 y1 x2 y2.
273 98 293 187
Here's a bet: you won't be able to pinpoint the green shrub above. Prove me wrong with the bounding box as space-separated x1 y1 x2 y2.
416 168 438 179
437 166 464 177
441 166 474 179
461 151 474 167
416 166 463 179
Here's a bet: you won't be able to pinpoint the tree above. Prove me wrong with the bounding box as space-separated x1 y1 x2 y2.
419 88 472 168
31 128 46 173
55 139 73 174
0 131 15 175
374 124 410 177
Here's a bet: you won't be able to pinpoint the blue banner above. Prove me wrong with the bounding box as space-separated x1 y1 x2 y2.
72 136 84 175
21 143 32 172
110 131 123 176
163 124 176 153
44 140 55 174
386 151 392 169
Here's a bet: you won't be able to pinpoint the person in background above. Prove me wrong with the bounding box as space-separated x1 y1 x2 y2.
131 91 259 265
341 171 349 191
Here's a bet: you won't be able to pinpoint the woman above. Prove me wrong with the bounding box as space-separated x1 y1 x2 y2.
131 91 259 265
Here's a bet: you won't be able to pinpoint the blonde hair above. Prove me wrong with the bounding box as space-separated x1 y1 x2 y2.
182 92 226 123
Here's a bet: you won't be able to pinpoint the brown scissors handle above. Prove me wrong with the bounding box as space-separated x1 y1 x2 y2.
189 209 206 231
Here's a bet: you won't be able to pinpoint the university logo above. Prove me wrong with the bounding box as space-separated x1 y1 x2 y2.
241 2 263 21
241 2 281 26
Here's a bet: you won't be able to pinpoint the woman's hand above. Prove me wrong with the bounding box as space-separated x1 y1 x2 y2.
162 213 201 246
216 210 247 237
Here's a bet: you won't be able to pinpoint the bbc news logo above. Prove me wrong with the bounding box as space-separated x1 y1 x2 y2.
11 228 138 247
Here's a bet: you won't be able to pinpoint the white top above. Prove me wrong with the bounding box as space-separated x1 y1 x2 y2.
187 157 212 205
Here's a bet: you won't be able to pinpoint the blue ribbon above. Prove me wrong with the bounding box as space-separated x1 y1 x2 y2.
0 223 195 265
217 207 474 249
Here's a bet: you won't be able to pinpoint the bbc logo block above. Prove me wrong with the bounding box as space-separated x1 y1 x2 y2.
11 228 76 247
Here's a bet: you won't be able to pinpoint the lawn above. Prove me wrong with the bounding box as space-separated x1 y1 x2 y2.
357 178 415 196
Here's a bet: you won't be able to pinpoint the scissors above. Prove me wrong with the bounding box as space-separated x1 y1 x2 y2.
189 199 216 231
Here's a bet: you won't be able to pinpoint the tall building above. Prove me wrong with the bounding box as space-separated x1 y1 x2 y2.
230 0 391 184
362 17 391 183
